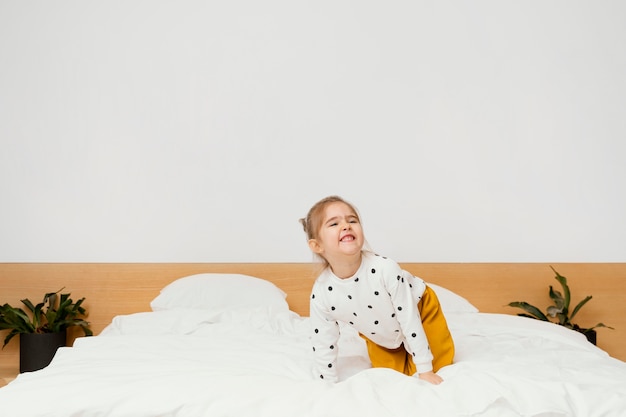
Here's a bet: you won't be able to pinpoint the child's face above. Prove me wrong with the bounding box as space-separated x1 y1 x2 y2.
309 201 364 263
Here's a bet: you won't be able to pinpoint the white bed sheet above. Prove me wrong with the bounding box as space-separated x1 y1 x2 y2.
1 308 625 417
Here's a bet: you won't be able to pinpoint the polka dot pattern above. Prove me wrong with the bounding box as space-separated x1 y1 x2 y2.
309 253 431 382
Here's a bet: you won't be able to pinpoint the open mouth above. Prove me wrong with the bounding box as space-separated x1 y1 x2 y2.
340 234 355 242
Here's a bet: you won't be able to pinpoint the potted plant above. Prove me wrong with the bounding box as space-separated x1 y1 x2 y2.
507 266 613 345
0 288 92 372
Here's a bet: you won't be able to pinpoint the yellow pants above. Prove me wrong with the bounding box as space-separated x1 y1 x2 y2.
361 285 455 375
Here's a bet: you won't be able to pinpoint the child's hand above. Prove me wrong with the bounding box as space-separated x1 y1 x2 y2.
416 371 443 385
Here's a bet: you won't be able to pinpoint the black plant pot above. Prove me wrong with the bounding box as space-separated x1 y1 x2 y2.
19 330 67 373
573 325 597 345
583 329 597 345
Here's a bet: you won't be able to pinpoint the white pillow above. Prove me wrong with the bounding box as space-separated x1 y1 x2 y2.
150 273 289 313
427 283 479 313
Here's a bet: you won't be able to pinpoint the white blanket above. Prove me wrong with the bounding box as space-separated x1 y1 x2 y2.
1 309 625 417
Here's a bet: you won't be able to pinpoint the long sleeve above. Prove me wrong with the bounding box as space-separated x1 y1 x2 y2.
309 279 341 382
383 265 433 373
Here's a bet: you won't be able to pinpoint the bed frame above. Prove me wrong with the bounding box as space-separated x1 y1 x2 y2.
1 262 624 381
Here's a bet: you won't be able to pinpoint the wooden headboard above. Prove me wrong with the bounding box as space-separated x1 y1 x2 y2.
1 263 624 378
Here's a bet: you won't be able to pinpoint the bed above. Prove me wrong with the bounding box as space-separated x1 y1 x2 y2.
1 266 626 417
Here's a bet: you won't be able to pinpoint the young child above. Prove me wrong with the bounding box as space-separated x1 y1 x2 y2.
300 195 455 384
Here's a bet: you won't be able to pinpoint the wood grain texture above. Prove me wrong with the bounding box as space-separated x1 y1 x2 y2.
1 262 624 380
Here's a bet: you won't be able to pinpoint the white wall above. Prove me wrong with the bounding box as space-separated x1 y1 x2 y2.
1 1 625 262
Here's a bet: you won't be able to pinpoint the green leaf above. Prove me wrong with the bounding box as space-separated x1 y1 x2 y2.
546 305 562 318
11 308 35 331
73 298 87 315
44 289 63 304
569 295 592 322
548 286 565 311
507 301 549 321
2 330 20 348
550 266 571 310
0 288 92 346
20 299 36 313
588 323 615 331
507 266 613 333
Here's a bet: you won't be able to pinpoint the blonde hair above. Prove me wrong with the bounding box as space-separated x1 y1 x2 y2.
300 195 360 240
299 196 365 267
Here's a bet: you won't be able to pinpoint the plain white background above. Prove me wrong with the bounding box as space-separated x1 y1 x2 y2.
1 1 625 262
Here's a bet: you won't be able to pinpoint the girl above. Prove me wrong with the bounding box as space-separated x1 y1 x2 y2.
300 195 454 384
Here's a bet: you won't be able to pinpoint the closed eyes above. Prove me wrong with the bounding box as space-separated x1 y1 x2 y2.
325 215 359 227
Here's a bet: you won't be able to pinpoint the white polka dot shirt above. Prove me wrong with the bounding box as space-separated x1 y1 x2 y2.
309 252 433 382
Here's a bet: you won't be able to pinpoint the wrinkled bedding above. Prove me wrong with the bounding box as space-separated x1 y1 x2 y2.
1 307 625 417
